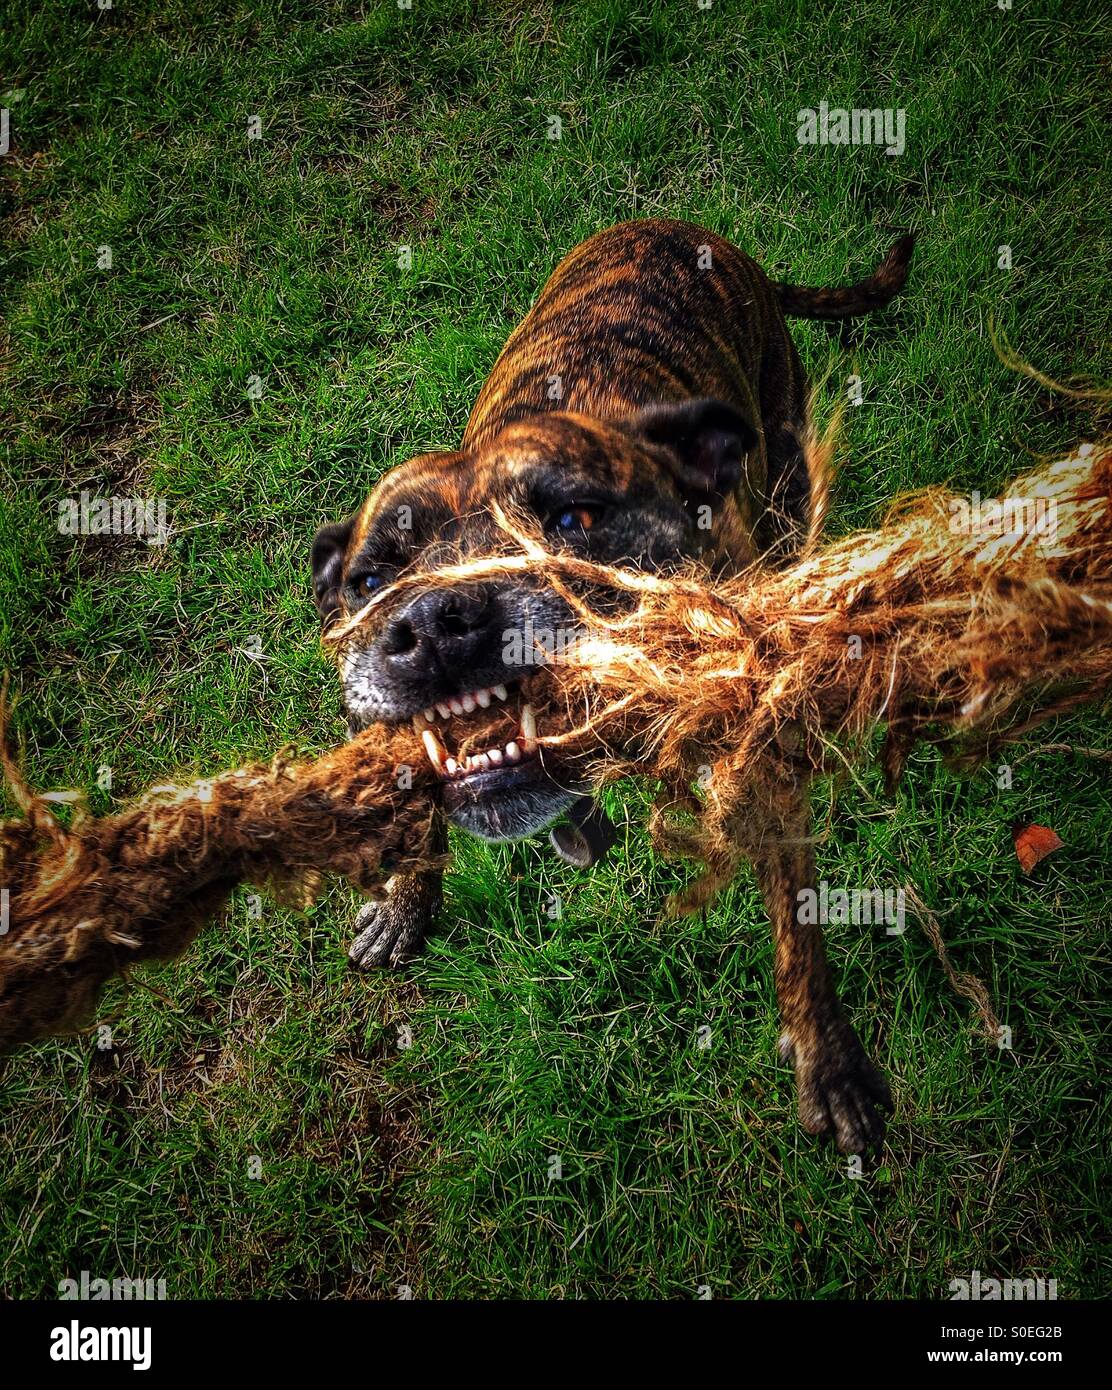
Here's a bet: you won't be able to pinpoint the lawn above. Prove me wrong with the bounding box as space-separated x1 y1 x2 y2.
0 0 1109 1299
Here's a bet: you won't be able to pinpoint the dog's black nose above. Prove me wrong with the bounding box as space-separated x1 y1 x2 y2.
380 585 500 679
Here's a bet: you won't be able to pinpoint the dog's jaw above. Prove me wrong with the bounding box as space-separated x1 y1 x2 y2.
441 765 580 841
343 671 582 842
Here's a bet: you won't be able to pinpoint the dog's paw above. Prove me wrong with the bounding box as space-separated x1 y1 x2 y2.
347 891 433 972
783 1023 892 1155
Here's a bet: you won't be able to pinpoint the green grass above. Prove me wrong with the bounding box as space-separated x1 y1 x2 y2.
1 0 1110 1299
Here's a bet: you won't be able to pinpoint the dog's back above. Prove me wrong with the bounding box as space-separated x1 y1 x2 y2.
466 219 794 444
466 218 911 566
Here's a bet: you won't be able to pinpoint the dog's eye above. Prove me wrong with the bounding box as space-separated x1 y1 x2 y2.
353 573 383 597
551 504 600 534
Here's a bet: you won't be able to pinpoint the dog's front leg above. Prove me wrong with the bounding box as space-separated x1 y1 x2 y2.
755 814 892 1154
348 814 445 971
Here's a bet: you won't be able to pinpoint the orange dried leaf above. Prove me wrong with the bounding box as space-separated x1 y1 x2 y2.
1012 822 1064 873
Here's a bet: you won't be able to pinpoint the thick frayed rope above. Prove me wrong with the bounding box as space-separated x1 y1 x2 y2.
1 442 1108 1050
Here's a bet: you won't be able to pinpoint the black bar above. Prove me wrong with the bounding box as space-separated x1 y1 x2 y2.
0 1297 1096 1374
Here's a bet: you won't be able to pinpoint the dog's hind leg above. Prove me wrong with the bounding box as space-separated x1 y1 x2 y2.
754 806 892 1154
755 330 812 563
348 815 445 971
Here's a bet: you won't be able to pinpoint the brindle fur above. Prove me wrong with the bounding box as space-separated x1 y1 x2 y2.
313 218 912 1151
756 810 893 1148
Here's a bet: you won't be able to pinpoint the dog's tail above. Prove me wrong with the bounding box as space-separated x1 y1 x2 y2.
775 234 915 320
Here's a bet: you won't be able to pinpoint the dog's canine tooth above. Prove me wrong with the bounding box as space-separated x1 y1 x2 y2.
492 684 508 701
421 728 446 770
446 757 458 775
520 703 536 748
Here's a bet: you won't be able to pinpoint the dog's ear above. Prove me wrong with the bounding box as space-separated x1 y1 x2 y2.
627 398 758 499
311 517 355 624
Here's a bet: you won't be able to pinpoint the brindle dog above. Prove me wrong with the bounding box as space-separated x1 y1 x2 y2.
312 218 913 1152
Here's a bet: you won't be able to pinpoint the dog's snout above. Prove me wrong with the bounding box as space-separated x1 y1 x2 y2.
380 585 499 677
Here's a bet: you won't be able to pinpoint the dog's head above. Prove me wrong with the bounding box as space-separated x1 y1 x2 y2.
312 400 757 843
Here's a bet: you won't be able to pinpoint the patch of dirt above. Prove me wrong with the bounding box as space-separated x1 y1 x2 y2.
369 180 440 237
0 147 55 277
31 390 174 580
60 392 162 493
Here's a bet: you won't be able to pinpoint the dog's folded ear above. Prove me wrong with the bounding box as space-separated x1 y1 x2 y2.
311 517 355 624
550 795 618 868
627 397 759 499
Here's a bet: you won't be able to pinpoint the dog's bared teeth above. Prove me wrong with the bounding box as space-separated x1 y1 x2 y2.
420 728 447 771
488 747 503 764
449 698 465 716
436 703 451 720
505 741 521 763
461 693 476 714
446 757 458 775
520 703 537 751
492 684 508 701
423 707 436 723
476 689 491 709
